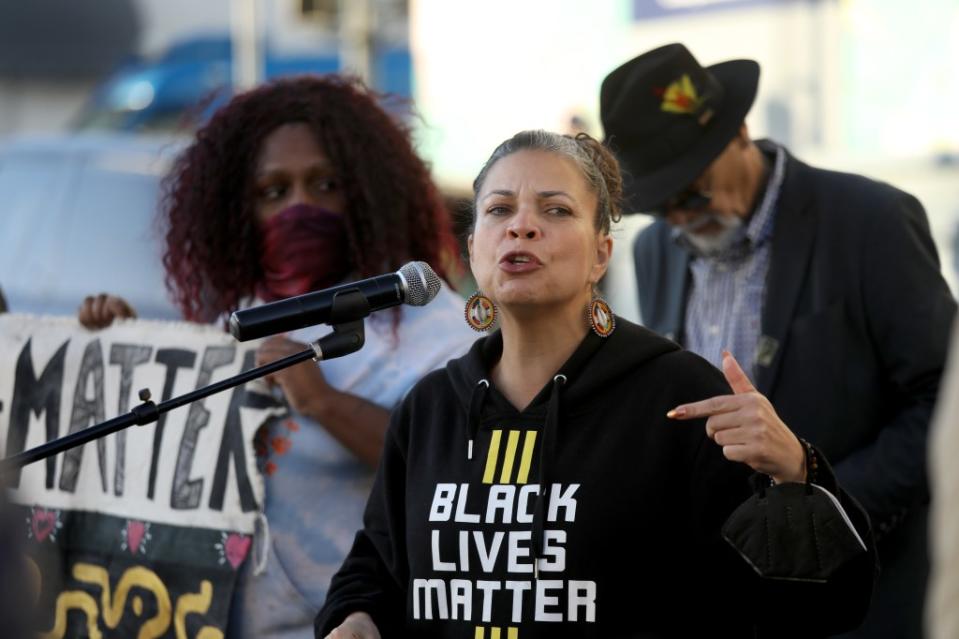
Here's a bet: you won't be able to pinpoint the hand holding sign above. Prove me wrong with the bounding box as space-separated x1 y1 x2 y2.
77 293 137 329
667 351 806 484
255 335 334 416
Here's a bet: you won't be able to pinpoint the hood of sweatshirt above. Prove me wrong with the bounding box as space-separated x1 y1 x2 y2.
446 318 679 414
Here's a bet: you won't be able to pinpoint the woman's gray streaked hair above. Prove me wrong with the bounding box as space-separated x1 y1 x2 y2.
471 130 622 234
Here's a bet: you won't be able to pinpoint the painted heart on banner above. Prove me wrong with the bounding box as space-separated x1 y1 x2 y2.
224 533 251 569
126 520 146 555
31 508 57 542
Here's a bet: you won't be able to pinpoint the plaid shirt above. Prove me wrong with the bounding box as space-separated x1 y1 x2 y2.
680 145 786 380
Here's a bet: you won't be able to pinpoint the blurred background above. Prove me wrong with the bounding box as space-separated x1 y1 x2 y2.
1 0 957 323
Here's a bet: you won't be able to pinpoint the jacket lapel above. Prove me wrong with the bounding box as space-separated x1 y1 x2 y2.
636 220 690 343
755 151 817 395
662 240 691 344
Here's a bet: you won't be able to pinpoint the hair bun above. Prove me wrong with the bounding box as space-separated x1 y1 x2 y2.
573 133 623 223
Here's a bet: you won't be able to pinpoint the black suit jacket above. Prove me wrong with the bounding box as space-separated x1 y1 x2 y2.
634 142 956 636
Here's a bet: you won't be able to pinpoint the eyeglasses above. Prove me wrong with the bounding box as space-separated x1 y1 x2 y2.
649 187 712 217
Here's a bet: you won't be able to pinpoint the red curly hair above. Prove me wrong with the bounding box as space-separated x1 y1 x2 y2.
161 75 459 322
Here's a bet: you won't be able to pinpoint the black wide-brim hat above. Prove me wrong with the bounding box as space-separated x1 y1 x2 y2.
600 43 760 213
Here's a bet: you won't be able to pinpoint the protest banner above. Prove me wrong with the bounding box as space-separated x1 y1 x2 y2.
0 314 285 638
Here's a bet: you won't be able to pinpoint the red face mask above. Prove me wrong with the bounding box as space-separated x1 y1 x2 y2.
255 204 352 302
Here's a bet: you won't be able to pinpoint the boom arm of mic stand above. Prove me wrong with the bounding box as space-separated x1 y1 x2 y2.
1 294 369 476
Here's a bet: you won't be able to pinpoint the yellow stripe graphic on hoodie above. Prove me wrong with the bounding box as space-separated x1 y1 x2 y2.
474 627 519 639
483 430 537 484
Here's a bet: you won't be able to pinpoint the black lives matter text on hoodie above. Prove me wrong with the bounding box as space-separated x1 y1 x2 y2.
315 318 874 638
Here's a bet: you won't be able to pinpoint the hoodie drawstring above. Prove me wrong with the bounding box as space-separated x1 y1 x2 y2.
532 373 566 578
466 379 490 459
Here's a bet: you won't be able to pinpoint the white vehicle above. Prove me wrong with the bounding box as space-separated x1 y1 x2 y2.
0 133 186 319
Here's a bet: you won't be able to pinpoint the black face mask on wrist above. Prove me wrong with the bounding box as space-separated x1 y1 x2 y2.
721 481 868 582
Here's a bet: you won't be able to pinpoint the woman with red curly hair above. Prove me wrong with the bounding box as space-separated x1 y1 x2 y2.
79 75 477 637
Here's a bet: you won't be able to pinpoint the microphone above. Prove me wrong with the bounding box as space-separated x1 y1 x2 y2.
229 261 441 342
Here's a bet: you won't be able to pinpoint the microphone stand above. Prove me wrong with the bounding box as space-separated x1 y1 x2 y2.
1 289 371 474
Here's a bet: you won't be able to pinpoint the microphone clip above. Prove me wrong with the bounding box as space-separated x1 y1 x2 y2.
309 288 368 362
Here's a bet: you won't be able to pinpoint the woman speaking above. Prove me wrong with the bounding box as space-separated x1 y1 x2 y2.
316 130 876 638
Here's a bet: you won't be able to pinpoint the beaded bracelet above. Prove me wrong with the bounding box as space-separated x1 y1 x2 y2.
769 437 819 486
799 437 819 484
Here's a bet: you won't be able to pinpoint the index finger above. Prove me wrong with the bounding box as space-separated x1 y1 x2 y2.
722 350 756 395
667 394 739 420
91 293 109 324
106 297 137 320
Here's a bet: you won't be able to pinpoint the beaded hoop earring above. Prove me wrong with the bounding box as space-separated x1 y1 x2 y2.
587 297 615 338
465 292 497 332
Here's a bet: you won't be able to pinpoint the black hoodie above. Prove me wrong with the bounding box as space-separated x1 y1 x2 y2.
315 318 874 638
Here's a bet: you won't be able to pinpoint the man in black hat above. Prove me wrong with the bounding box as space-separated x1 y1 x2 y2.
601 43 956 638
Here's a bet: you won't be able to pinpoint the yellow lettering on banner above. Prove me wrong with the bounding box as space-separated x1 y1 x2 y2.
516 431 537 484
38 560 224 638
483 430 503 484
475 627 485 639
508 627 518 639
39 590 102 639
500 431 521 483
491 628 501 639
175 579 224 639
74 563 172 638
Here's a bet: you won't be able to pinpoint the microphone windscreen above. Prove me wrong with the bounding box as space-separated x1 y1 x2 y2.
400 261 441 306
